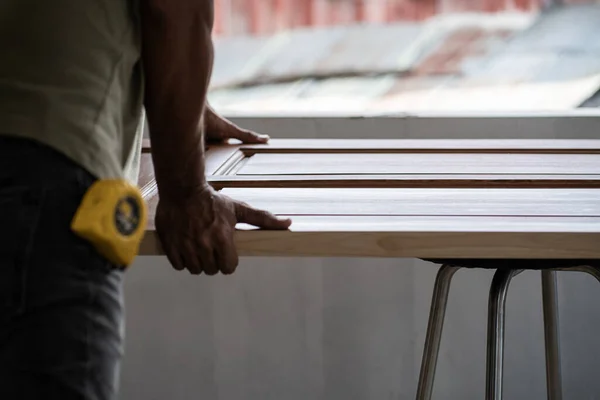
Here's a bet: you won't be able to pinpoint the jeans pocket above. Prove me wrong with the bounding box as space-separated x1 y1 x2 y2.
0 184 44 318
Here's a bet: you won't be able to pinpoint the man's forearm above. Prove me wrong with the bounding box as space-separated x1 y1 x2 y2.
140 0 214 200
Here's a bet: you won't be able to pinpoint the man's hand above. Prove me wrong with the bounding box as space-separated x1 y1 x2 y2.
155 185 292 275
204 104 270 144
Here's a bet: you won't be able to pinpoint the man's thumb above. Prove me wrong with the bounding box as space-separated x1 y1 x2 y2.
235 203 291 230
231 127 269 144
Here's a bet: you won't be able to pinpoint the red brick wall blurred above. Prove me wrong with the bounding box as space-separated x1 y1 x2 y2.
213 0 543 36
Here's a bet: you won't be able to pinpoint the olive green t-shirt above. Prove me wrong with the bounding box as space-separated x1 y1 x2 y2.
0 0 144 184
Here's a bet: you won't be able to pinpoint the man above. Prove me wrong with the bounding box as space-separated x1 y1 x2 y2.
0 1 291 399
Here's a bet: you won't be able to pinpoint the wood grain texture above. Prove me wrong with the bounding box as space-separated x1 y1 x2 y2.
138 139 600 259
218 188 600 217
238 153 600 175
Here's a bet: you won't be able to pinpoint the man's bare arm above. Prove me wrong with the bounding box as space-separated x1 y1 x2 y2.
139 0 290 275
140 0 214 200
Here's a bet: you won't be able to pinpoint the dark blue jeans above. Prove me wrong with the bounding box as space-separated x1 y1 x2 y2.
0 136 124 400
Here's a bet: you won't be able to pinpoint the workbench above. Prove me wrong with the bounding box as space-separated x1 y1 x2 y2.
137 138 600 400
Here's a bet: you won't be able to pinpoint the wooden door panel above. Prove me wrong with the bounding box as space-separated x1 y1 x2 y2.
138 139 600 258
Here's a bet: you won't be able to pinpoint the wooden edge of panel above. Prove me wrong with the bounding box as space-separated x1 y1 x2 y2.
142 138 600 154
207 174 600 189
240 139 600 153
139 229 600 259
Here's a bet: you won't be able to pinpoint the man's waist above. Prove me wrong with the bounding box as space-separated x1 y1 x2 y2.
0 135 96 183
0 128 121 182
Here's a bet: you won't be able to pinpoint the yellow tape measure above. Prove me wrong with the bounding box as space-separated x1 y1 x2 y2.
71 180 147 267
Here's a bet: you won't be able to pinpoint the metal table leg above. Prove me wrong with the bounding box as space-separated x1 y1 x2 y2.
541 270 562 400
416 265 461 400
486 269 522 400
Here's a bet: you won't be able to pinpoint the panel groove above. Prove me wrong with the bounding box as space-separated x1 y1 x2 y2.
213 150 246 175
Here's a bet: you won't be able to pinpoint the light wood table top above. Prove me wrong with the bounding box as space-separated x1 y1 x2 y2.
138 139 600 259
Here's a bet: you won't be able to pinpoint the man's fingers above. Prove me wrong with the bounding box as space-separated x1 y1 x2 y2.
164 248 185 271
156 227 185 271
181 239 203 275
235 202 292 230
214 232 239 275
197 237 218 275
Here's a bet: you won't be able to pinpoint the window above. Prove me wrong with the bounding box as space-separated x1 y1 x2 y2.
209 0 600 115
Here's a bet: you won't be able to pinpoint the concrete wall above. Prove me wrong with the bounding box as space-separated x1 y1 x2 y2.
122 113 600 400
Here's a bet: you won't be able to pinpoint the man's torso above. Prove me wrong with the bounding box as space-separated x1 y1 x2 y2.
0 0 144 183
